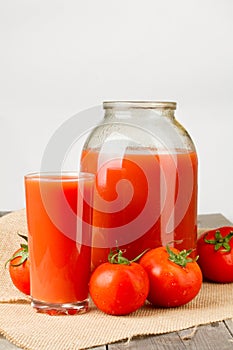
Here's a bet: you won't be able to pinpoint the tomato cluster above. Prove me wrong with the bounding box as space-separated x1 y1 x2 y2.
6 226 233 316
89 245 202 315
90 226 233 315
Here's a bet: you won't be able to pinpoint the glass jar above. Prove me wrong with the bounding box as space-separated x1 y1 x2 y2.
81 101 198 268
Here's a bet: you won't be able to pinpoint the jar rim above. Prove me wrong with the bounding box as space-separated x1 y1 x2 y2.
103 101 177 110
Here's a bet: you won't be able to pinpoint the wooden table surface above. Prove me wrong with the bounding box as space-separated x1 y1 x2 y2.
1 212 233 350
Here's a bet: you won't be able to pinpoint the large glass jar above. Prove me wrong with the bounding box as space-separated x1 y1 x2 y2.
81 101 198 269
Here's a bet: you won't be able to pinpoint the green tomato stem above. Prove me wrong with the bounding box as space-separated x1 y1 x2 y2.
166 245 197 268
108 248 149 265
204 230 233 252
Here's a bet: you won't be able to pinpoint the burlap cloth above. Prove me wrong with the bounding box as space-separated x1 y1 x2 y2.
1 210 233 350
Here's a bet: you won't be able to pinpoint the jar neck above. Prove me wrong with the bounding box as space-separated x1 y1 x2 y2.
103 101 176 119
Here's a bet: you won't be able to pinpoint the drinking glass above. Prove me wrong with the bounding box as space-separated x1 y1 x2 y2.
25 172 94 315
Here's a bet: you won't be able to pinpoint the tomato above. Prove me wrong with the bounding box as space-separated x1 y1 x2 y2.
89 249 149 315
197 226 233 283
5 234 30 295
140 246 202 307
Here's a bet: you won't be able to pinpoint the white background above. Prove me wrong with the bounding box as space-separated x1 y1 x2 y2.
1 0 233 221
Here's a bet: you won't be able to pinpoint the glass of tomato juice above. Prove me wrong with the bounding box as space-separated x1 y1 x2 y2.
24 172 94 315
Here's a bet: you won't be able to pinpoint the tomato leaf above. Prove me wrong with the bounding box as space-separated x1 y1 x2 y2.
166 245 196 268
204 239 216 244
17 233 28 243
204 230 233 252
5 232 29 268
108 247 149 265
214 243 223 251
222 242 231 252
20 244 28 250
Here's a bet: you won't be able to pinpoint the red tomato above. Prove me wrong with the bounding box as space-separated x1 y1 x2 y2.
89 249 149 315
140 246 202 307
197 226 233 283
6 234 30 295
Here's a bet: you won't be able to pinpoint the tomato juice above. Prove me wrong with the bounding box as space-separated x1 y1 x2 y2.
25 173 94 314
81 150 197 269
